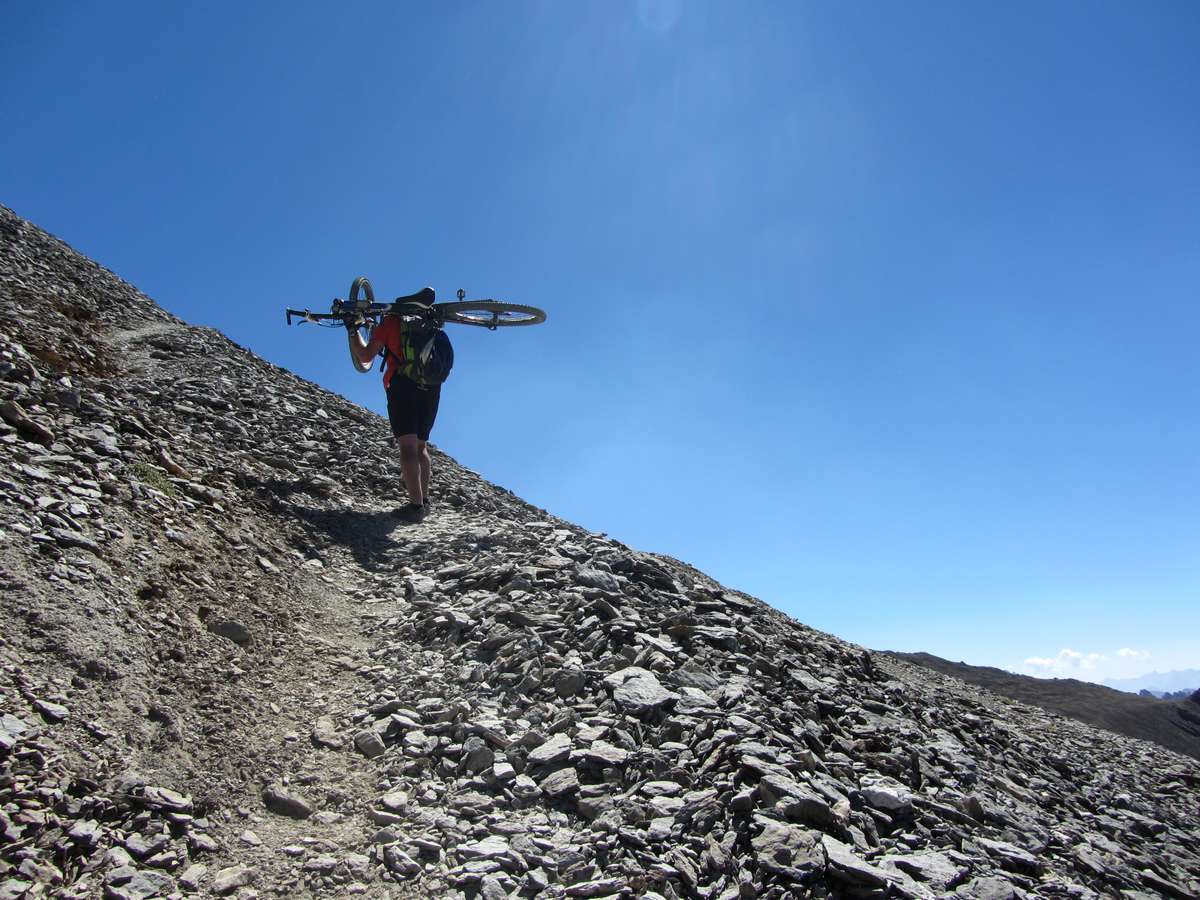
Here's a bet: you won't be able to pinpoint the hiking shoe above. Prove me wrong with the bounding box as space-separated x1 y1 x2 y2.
393 502 426 523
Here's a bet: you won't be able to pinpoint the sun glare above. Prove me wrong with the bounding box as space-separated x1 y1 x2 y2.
636 0 683 33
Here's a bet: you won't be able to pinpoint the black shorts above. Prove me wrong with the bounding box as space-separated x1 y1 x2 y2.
386 375 441 441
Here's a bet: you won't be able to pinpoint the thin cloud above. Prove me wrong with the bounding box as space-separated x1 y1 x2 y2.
1023 656 1054 670
1022 648 1107 675
1117 648 1149 659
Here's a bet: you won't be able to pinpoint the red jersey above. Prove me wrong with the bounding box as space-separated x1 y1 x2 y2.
372 316 407 390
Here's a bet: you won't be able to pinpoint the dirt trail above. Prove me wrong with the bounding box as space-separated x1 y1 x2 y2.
0 283 465 895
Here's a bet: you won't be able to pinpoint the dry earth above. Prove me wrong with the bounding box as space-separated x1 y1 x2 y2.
1 204 1199 900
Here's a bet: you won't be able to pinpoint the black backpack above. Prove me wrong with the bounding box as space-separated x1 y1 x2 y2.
387 316 454 386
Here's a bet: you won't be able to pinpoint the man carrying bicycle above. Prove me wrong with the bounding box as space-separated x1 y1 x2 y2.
286 278 541 521
349 287 440 523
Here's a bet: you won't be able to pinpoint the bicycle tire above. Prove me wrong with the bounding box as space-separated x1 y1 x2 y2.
349 276 374 305
348 276 376 373
436 301 546 328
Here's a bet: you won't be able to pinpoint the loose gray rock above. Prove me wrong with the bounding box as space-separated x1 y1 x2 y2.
211 864 253 895
527 732 572 766
0 714 30 752
603 666 678 714
0 400 53 444
178 864 206 891
957 875 1024 899
554 668 587 698
540 767 580 797
583 740 629 767
354 729 386 758
141 786 192 813
66 819 101 848
311 715 342 749
32 699 69 722
566 878 626 897
460 836 511 861
751 815 824 881
383 845 421 876
977 837 1044 876
48 527 99 554
859 773 914 817
263 783 314 819
758 773 844 830
114 870 176 900
379 789 408 812
462 734 494 773
881 850 966 889
822 834 892 888
478 875 509 900
575 567 621 593
206 618 251 645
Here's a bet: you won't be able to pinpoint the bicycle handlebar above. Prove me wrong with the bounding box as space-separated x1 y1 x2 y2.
285 302 442 327
286 308 348 326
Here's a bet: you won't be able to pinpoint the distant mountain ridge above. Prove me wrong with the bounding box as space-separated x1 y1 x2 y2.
1103 668 1200 695
1159 688 1198 701
884 651 1200 761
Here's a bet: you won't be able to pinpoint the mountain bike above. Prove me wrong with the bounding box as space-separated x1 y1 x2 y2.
286 277 546 373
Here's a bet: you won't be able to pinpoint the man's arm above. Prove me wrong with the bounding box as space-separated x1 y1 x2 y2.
348 321 386 366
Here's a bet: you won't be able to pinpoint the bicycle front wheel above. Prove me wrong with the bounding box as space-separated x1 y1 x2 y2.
349 276 375 305
348 276 376 373
437 301 546 329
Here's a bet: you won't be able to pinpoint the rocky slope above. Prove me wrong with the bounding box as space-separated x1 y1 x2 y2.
1 203 1198 900
885 653 1200 763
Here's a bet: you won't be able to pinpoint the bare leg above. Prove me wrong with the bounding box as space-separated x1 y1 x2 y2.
418 440 431 502
396 434 424 506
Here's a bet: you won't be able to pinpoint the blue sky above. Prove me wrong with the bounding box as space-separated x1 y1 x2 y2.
3 1 1197 684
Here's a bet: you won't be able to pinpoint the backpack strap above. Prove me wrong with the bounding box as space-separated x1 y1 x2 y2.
377 314 404 378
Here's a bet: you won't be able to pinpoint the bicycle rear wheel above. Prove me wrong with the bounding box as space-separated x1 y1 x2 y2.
437 301 546 329
348 276 376 373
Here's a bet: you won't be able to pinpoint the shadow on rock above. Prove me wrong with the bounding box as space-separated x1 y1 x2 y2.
237 474 409 571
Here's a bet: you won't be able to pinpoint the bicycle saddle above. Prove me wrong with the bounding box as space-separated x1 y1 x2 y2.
393 287 435 307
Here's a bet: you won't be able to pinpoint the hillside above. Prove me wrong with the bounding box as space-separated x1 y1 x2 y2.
2 202 1198 900
885 653 1200 763
1158 689 1200 702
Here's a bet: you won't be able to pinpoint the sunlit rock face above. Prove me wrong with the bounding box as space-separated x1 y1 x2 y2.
2 202 1199 898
